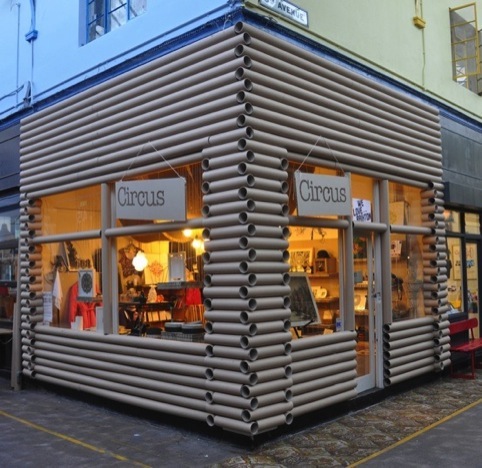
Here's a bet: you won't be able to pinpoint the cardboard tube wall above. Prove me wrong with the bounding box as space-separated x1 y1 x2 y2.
206 391 258 410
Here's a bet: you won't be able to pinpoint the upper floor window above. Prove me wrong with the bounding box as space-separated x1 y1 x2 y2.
87 0 147 43
449 3 481 95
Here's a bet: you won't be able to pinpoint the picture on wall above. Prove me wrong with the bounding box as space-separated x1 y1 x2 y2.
289 248 313 272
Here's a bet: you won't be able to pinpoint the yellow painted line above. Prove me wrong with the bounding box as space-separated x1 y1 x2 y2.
0 410 151 468
348 397 482 467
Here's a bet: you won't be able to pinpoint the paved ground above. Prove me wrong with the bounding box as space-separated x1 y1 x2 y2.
0 367 481 467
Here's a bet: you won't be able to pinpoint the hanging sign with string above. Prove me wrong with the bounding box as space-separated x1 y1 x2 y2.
294 172 351 216
115 178 186 221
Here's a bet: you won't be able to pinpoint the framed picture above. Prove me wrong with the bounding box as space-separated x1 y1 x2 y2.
353 237 367 259
63 241 92 271
289 273 320 326
289 248 313 272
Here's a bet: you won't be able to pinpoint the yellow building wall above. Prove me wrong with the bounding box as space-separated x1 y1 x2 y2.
245 0 482 123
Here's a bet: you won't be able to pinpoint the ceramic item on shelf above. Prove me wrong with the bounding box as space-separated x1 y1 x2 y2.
320 288 328 299
147 285 157 303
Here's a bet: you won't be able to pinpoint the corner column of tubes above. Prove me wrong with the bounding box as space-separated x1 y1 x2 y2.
421 183 451 369
382 183 451 385
19 195 43 377
201 141 294 436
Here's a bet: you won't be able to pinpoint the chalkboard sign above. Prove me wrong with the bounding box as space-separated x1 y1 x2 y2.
289 273 320 326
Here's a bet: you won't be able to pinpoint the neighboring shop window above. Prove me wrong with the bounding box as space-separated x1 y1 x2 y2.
389 183 423 321
0 206 19 323
86 0 147 43
449 3 481 95
446 214 480 320
445 209 461 232
447 237 464 312
465 213 480 234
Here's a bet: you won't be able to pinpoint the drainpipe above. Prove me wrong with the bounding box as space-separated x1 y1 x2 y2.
24 0 37 107
413 0 427 90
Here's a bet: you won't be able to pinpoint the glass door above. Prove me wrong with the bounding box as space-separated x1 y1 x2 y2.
353 232 381 393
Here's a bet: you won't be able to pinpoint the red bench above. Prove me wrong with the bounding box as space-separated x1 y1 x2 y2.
449 317 482 379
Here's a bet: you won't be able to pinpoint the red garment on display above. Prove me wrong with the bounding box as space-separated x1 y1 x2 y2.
67 282 100 329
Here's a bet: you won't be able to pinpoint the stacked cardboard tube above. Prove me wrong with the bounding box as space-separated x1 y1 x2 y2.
421 184 451 368
202 141 295 436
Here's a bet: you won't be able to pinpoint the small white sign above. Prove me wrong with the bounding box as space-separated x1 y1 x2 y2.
116 179 186 221
352 199 372 222
295 172 351 216
260 0 309 27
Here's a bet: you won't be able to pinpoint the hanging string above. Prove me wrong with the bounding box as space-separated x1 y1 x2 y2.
121 141 183 181
296 135 345 176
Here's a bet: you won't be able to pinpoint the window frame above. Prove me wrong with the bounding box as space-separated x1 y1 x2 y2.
83 0 146 44
449 3 481 94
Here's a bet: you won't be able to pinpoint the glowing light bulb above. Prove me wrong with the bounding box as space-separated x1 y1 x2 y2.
132 251 148 272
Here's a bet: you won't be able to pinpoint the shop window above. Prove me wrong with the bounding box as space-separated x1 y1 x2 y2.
287 164 342 336
449 3 481 95
0 206 19 326
85 0 147 43
389 183 424 321
40 186 102 329
115 164 204 335
41 186 101 236
37 162 205 334
390 234 424 321
388 183 422 226
352 174 374 221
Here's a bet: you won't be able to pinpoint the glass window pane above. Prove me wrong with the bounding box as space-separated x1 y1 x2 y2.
447 237 464 312
42 186 101 236
130 0 147 18
108 0 127 31
466 243 479 335
465 213 480 234
444 210 460 232
391 234 424 321
388 183 422 226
